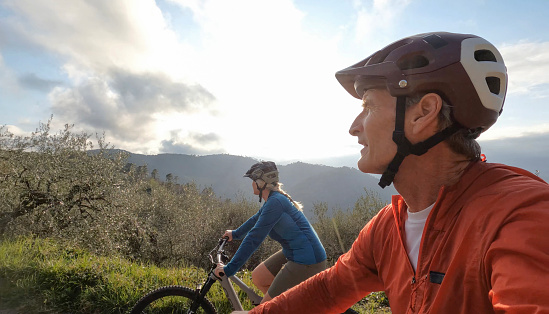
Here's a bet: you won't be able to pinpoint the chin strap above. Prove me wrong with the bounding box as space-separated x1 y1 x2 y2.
378 96 462 189
256 181 265 202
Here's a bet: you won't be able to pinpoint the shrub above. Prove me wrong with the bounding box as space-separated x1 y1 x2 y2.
0 119 276 271
312 189 386 265
1 118 383 274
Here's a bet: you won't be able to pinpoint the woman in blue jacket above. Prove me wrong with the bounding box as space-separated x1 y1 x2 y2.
214 161 327 303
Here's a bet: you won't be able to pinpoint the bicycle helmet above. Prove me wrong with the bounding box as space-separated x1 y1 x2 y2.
244 161 279 202
335 32 507 188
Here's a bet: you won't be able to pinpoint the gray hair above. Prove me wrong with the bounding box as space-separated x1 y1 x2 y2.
405 93 481 160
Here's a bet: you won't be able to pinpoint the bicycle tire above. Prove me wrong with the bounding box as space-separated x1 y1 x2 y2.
342 308 359 314
130 285 217 314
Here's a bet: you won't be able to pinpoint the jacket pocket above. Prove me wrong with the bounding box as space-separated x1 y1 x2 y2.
429 271 445 284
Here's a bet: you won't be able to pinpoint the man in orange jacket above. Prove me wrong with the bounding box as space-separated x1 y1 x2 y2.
235 32 549 313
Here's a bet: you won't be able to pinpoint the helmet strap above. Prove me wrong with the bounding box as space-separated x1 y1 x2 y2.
378 96 462 188
256 181 265 203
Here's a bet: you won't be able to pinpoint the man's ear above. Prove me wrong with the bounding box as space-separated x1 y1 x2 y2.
408 93 442 136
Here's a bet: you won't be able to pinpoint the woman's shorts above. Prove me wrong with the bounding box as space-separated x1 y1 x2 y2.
263 250 327 298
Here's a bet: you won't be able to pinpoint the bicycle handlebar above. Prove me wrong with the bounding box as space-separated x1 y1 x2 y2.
215 237 229 277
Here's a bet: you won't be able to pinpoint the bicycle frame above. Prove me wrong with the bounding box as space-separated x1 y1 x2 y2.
217 273 263 310
193 237 262 311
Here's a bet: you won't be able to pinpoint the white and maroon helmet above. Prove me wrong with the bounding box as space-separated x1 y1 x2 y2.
335 32 508 187
336 31 507 133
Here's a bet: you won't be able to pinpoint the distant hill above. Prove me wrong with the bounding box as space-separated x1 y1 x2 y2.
124 152 397 218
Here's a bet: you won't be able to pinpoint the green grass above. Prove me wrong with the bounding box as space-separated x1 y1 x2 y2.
0 237 390 313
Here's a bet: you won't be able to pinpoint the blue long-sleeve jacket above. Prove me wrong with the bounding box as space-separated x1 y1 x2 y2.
223 191 326 277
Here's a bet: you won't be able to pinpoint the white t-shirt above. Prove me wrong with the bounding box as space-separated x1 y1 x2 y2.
405 203 434 272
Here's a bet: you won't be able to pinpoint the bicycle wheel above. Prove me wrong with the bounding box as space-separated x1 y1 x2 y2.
342 308 359 314
130 285 217 314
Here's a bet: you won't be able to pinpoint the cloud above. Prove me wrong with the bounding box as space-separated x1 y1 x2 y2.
0 54 17 93
2 1 158 68
168 0 311 88
187 132 221 144
353 0 412 44
160 130 225 155
108 69 215 113
49 68 216 143
2 0 202 86
18 73 63 92
500 40 549 97
165 0 357 161
2 0 224 153
0 124 27 137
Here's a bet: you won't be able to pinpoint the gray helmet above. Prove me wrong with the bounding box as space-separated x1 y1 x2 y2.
244 161 279 185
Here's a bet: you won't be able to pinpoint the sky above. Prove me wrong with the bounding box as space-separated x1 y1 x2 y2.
1 0 549 179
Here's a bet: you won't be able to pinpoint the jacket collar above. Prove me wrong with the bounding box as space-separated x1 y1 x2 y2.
391 160 546 228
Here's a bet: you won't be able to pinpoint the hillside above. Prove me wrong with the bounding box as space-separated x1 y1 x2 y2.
126 152 397 218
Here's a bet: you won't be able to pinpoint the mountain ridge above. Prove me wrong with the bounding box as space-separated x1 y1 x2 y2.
123 151 397 218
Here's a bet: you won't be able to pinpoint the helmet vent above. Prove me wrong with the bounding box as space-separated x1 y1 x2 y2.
422 34 448 49
397 55 430 70
475 49 497 62
485 77 501 94
369 40 410 65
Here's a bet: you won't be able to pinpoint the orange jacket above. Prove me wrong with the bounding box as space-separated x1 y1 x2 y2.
251 161 549 313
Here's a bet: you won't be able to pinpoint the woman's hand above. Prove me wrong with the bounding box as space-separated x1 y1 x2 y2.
214 263 225 278
223 230 233 241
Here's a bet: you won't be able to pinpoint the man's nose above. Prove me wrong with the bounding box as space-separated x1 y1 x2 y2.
349 114 361 136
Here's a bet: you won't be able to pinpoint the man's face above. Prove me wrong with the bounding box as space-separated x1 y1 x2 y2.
349 89 398 174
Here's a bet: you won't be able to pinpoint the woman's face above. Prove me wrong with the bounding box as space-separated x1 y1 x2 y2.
251 180 260 195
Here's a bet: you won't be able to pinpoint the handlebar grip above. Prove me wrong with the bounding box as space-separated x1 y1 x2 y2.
219 271 225 277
